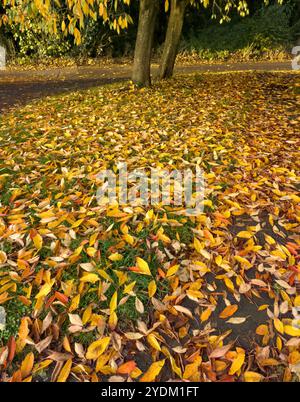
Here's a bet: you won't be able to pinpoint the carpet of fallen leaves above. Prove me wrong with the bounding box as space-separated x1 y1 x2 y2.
0 71 299 383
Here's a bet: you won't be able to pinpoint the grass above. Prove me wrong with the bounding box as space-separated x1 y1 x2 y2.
0 71 299 381
0 299 32 344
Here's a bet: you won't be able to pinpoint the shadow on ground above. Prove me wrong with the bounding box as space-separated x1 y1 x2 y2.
0 61 291 113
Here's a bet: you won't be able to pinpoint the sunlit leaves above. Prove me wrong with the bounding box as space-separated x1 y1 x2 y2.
140 359 165 382
0 71 298 383
229 349 245 375
20 352 34 379
2 0 134 44
219 305 238 319
148 280 157 297
86 337 111 360
57 359 72 382
134 257 152 276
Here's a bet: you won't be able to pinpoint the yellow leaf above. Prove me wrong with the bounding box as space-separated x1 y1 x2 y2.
234 255 252 269
244 371 263 382
57 359 72 382
215 255 222 266
284 325 300 337
276 336 282 351
89 232 98 247
166 264 179 278
148 280 157 297
224 277 234 291
72 219 84 228
294 295 300 307
136 257 152 276
110 291 118 313
98 269 112 282
80 273 99 283
183 356 202 380
69 294 80 312
0 251 7 264
201 307 212 322
194 237 202 253
86 337 110 360
147 334 161 351
35 282 53 299
236 231 253 239
144 209 154 224
229 352 245 375
264 234 275 245
82 305 92 325
140 359 165 382
108 253 123 262
86 247 97 257
33 233 43 250
165 0 169 12
258 304 269 311
108 311 118 330
123 281 136 295
123 233 134 245
274 318 284 335
200 249 211 260
157 230 171 244
18 317 29 340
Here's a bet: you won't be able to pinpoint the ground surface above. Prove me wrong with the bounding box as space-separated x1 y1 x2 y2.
0 61 292 112
0 69 299 382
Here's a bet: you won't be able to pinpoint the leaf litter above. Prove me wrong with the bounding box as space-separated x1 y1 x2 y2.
0 71 299 382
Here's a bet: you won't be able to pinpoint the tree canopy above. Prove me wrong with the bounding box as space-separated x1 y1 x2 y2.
1 0 284 44
0 0 286 85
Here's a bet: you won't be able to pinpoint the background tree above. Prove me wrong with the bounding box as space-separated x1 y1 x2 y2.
132 0 159 86
159 0 188 79
1 0 285 85
133 0 283 85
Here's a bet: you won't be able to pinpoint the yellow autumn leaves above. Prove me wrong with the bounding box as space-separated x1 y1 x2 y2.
135 257 152 276
86 337 111 360
0 72 299 383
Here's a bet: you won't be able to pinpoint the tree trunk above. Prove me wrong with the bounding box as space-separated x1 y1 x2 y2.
132 0 159 86
159 0 187 80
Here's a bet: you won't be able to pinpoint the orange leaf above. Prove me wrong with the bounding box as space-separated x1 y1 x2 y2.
219 305 238 319
21 352 34 379
201 307 212 322
8 336 16 363
55 291 69 304
117 361 137 375
256 324 268 336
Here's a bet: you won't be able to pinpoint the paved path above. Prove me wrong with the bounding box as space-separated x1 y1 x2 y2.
0 61 292 112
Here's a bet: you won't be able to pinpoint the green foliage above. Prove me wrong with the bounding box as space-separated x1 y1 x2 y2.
10 20 71 59
0 299 31 344
180 3 294 61
2 0 298 63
